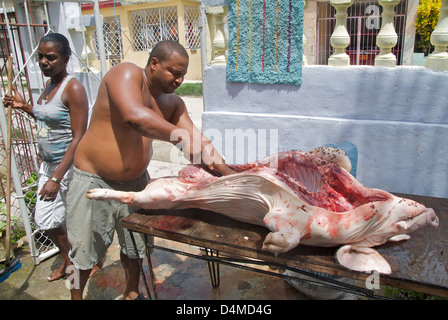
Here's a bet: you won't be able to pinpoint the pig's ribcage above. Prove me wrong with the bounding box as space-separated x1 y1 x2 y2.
142 169 278 227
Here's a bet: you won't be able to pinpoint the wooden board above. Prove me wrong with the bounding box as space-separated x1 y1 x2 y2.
121 193 448 298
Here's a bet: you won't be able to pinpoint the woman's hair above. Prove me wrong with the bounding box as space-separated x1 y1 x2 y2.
40 33 72 57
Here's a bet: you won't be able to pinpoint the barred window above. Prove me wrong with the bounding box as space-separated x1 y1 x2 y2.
316 1 408 65
184 6 200 49
94 16 123 67
130 7 178 52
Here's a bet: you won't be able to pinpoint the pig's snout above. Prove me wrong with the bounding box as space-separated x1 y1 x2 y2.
425 208 439 228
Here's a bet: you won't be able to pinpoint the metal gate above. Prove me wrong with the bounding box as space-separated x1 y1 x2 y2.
0 0 105 265
317 0 408 65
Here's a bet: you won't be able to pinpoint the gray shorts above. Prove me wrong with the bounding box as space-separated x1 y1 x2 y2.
66 167 150 270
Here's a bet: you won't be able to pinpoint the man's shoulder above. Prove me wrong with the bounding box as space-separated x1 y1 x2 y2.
107 62 142 78
158 92 184 108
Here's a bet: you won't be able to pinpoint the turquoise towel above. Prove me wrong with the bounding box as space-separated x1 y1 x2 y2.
226 0 304 85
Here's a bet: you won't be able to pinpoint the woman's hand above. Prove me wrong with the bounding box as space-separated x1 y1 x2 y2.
3 86 33 115
38 178 60 201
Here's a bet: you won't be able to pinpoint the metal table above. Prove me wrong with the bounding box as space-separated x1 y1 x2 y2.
121 193 448 300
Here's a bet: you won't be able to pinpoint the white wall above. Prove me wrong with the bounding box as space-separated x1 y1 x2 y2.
202 64 448 198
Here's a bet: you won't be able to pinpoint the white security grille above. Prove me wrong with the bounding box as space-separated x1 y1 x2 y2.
94 16 123 67
184 6 200 49
130 7 178 52
103 16 123 66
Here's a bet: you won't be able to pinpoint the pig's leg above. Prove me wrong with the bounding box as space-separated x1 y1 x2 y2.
261 212 302 254
261 231 300 254
86 187 179 209
86 188 136 204
86 178 189 209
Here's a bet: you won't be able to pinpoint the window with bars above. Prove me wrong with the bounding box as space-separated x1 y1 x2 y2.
184 6 200 49
130 6 178 52
94 16 123 66
317 0 408 65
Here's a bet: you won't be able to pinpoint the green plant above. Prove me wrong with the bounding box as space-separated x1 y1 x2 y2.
414 0 441 55
174 82 203 96
0 172 37 244
0 205 25 245
24 172 38 212
384 286 446 300
0 203 7 234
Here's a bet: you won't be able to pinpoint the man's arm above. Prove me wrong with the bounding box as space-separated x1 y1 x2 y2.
106 63 180 142
106 63 234 176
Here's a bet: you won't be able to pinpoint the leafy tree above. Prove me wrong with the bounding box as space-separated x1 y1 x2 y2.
414 0 441 55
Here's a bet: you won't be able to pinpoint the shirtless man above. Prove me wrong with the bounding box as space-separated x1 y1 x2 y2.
66 40 234 300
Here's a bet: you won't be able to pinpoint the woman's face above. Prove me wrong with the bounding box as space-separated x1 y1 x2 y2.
37 41 68 78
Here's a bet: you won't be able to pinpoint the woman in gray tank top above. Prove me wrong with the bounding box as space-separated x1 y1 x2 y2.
3 33 94 282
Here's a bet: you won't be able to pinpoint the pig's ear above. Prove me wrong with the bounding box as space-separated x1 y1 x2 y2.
389 234 410 242
336 245 392 274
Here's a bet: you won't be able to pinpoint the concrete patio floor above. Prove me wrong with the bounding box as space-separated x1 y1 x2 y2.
0 232 310 300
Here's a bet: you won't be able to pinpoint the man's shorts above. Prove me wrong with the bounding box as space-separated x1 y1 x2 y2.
34 162 73 231
67 167 150 270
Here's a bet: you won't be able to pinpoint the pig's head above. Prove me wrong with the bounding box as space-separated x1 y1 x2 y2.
336 195 439 274
371 196 439 243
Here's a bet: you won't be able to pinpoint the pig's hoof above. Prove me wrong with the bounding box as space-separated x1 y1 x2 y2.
86 188 108 200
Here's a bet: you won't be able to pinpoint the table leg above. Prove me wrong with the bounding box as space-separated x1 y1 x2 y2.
144 234 158 299
203 248 220 288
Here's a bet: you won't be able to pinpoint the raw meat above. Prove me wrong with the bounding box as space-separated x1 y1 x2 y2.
87 148 439 274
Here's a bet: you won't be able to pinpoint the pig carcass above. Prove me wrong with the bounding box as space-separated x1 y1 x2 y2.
86 148 439 274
